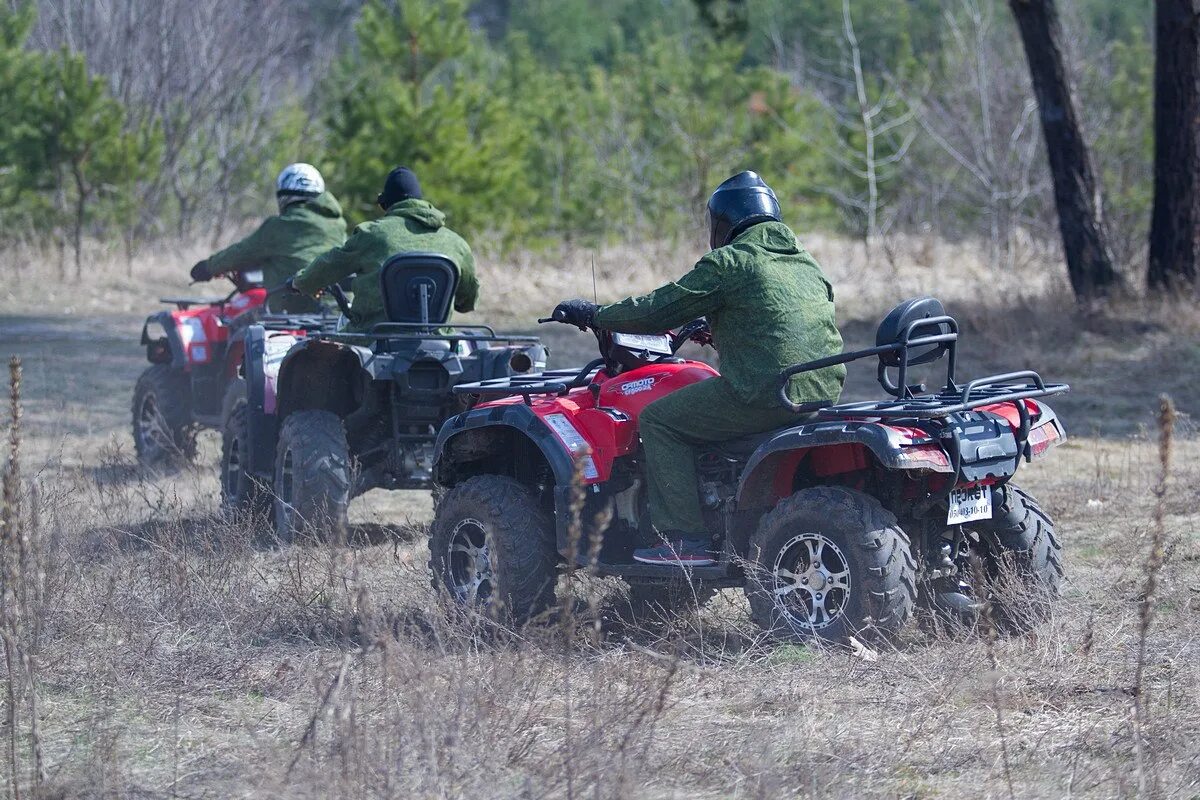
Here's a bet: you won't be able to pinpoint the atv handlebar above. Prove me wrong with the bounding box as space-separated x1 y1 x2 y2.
325 284 353 317
538 314 712 350
268 280 354 318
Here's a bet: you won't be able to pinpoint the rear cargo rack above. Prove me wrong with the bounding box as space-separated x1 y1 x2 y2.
820 373 1069 420
258 313 341 333
317 322 543 348
778 303 1069 421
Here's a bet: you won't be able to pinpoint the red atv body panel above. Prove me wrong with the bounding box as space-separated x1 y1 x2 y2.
468 360 720 483
155 288 267 372
448 344 1064 490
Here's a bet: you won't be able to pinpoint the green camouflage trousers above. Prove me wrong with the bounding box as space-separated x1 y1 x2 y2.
639 376 799 534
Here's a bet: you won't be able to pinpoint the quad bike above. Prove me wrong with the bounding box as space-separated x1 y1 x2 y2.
132 268 338 466
231 253 548 540
429 297 1068 642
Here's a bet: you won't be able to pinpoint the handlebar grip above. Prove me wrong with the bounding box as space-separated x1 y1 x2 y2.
327 284 353 317
537 317 556 324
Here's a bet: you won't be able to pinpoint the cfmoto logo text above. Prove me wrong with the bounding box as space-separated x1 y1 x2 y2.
620 377 655 395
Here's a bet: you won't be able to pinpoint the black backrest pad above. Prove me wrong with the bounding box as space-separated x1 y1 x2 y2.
875 296 951 367
379 252 460 324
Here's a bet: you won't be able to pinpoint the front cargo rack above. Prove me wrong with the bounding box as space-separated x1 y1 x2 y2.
453 358 606 406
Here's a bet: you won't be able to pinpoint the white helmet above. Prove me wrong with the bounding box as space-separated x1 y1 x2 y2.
276 163 325 211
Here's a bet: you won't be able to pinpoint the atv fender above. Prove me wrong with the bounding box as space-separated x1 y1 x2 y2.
140 312 187 368
275 338 374 420
435 404 581 553
736 420 951 511
434 404 575 487
242 326 278 482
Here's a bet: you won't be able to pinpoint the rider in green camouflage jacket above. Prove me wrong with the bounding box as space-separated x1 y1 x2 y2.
290 167 478 332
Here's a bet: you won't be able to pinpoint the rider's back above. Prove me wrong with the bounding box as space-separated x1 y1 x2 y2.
333 199 476 331
705 221 845 407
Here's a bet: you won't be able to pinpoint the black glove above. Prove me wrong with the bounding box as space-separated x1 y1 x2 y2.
283 276 301 294
190 260 212 282
677 318 712 347
551 299 598 330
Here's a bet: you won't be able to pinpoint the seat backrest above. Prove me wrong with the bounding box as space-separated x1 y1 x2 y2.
379 252 460 325
875 296 953 367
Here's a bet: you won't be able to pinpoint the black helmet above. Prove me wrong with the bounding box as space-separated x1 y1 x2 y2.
705 170 781 250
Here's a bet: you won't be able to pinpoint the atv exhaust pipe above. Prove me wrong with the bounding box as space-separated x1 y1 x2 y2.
509 350 534 374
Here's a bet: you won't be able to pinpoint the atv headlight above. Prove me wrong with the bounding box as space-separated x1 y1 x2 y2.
544 413 600 480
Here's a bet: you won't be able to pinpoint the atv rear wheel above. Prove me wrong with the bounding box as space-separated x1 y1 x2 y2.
932 484 1063 633
273 410 351 544
220 384 268 516
132 365 196 467
746 486 916 643
429 476 557 622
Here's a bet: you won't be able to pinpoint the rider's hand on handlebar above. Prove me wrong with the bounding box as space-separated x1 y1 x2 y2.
189 260 212 282
548 299 598 330
283 276 302 295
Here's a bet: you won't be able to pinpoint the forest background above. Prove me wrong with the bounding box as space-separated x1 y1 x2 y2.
0 0 1160 287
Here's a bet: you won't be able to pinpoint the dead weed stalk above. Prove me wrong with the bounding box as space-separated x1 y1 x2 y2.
1131 395 1176 796
1 357 45 798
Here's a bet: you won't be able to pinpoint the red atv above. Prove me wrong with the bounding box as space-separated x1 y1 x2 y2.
132 269 335 466
429 297 1068 642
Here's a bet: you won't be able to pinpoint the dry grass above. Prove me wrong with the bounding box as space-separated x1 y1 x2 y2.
0 233 1198 797
0 228 1067 324
0 421 1196 798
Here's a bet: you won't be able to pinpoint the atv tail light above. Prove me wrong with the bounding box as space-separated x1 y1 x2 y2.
895 444 952 471
178 317 207 345
1027 420 1061 459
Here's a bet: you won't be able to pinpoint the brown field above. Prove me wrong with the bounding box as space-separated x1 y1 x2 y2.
0 236 1198 798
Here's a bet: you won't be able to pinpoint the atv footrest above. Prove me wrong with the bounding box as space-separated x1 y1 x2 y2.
580 558 741 584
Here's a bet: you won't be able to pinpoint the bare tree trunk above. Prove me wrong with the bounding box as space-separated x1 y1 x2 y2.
1148 0 1200 291
1008 0 1122 297
70 163 87 280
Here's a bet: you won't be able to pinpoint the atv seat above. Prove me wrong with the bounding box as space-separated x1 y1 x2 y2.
707 428 788 459
379 252 460 326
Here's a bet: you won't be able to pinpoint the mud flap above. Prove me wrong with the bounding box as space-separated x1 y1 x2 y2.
243 326 279 483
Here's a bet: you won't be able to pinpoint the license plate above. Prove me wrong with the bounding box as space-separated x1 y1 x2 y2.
947 484 993 525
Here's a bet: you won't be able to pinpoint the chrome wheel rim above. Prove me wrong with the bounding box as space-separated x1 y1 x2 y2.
447 518 493 606
771 533 851 631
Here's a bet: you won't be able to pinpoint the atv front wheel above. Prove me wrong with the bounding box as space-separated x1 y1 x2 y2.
746 486 916 643
132 365 196 467
273 410 352 544
220 384 268 516
932 484 1063 633
429 475 557 622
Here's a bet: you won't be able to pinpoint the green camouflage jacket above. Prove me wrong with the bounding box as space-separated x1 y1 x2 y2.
293 199 478 332
206 192 347 312
593 221 845 407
